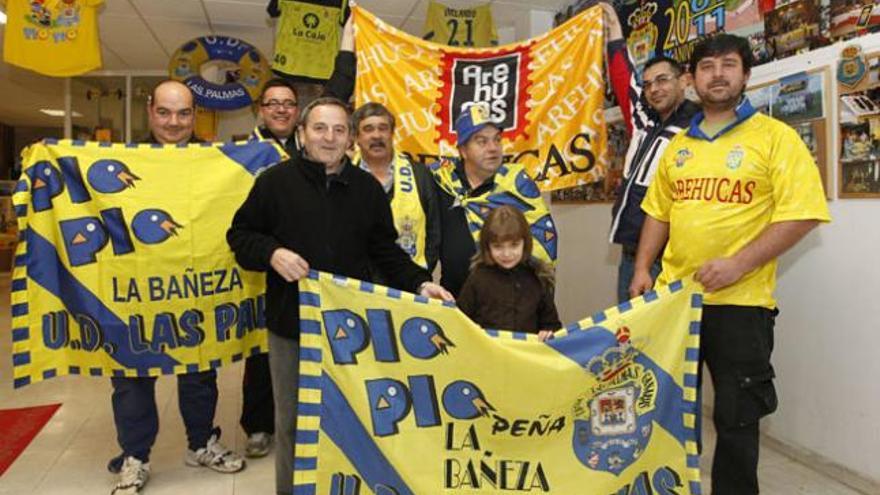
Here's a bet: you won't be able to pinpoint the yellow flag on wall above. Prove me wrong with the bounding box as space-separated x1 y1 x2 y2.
10 140 285 387
293 271 704 494
355 6 609 191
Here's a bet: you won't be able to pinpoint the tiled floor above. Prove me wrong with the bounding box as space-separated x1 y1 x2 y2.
0 276 867 495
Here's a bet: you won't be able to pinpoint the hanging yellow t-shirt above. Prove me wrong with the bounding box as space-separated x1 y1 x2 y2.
642 103 831 309
3 0 104 76
423 0 498 47
272 0 346 81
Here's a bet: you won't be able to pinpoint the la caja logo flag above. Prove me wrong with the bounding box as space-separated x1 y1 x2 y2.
292 271 704 494
354 6 609 191
10 140 284 387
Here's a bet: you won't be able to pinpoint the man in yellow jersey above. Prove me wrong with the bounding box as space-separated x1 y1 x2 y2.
630 34 830 495
352 102 441 275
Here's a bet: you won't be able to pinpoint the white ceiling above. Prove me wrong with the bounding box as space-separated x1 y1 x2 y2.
0 0 570 128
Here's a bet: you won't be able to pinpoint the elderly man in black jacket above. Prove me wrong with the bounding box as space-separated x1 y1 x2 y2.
227 97 452 495
240 15 357 459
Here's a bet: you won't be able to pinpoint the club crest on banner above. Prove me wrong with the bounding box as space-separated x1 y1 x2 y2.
572 326 658 475
626 3 660 68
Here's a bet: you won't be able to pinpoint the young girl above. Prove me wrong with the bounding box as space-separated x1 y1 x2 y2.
457 205 561 340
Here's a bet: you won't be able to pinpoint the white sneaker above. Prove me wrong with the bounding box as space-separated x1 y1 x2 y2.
111 456 150 495
245 432 272 458
185 428 246 473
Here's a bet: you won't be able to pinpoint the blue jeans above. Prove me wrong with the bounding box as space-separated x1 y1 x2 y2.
617 246 662 303
110 370 218 463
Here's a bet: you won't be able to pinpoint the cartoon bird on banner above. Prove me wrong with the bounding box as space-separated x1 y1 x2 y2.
87 160 141 193
401 317 455 358
132 209 183 244
442 380 496 419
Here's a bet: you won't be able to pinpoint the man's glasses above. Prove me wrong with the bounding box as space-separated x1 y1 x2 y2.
643 74 676 90
261 99 297 110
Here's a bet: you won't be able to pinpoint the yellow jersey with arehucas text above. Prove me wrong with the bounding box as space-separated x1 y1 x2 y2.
3 0 104 76
641 98 830 308
423 0 498 47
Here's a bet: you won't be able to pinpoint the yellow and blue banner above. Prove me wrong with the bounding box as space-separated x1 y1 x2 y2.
294 271 704 494
355 5 609 191
10 139 285 387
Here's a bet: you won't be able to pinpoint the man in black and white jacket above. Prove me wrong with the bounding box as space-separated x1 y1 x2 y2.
602 3 700 302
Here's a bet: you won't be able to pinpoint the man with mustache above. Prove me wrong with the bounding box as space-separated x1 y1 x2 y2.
630 34 830 495
228 97 453 495
352 102 440 275
602 2 699 303
109 80 245 495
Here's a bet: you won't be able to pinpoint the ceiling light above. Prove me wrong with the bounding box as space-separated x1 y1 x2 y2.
0 10 6 25
39 109 83 117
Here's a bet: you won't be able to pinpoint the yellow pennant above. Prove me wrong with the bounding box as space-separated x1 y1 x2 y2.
354 5 609 191
11 139 285 387
294 271 703 494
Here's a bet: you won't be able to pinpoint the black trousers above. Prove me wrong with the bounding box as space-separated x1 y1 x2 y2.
700 305 778 495
240 353 275 435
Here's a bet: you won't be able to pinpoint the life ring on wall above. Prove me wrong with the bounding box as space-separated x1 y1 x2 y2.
169 36 270 110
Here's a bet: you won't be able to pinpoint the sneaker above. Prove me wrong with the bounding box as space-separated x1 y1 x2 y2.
111 456 150 495
185 427 246 473
245 432 272 458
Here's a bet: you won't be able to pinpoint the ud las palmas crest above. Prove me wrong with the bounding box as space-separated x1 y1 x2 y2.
674 149 693 168
838 44 868 89
397 216 418 259
572 326 659 474
726 145 745 170
626 2 659 69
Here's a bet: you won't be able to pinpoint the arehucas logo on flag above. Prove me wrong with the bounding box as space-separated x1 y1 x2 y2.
10 139 284 387
354 5 609 191
293 271 704 494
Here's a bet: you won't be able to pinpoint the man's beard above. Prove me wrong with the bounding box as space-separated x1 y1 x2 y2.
698 83 744 111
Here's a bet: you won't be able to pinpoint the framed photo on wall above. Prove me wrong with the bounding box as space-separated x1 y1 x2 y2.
838 51 880 198
763 0 826 60
746 67 832 198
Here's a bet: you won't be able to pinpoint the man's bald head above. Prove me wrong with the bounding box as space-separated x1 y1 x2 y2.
148 80 195 144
